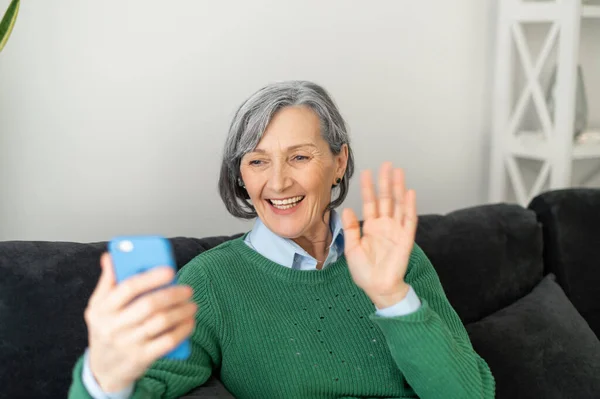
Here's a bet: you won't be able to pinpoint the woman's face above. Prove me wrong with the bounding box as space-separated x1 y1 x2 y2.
240 106 348 240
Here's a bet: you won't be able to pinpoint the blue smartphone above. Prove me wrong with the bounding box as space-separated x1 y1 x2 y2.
108 235 191 360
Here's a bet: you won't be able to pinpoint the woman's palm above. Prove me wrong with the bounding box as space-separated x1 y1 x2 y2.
342 162 418 302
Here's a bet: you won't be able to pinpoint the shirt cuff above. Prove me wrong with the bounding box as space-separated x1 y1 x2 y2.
82 348 135 399
375 285 422 317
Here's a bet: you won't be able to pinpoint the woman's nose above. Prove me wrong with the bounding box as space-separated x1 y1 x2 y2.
267 164 292 193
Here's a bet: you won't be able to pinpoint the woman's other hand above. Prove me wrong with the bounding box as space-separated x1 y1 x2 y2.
342 162 418 309
84 254 197 393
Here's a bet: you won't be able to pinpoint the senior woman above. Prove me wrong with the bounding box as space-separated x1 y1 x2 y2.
68 81 495 399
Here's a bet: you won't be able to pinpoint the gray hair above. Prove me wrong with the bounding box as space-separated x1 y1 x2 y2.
218 80 355 219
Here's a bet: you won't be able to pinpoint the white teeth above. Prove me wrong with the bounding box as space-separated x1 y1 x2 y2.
270 196 303 205
273 203 296 210
270 196 304 209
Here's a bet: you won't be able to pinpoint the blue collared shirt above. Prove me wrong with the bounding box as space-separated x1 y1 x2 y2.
244 211 345 271
244 210 421 316
82 210 421 399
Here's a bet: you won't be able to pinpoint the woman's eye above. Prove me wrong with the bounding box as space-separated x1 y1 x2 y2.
293 155 309 161
249 160 263 166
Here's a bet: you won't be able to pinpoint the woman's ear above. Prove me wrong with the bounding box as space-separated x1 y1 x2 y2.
336 144 349 177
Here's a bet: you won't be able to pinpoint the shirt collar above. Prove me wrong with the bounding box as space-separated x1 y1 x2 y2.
248 210 345 268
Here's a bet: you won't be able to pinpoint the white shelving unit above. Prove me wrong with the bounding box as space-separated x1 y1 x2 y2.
489 0 600 206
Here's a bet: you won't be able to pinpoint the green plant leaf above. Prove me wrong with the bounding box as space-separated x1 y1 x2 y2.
0 0 20 53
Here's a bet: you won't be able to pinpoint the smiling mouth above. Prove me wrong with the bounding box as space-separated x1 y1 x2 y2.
267 196 305 210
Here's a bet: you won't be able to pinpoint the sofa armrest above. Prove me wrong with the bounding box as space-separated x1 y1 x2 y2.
528 188 600 337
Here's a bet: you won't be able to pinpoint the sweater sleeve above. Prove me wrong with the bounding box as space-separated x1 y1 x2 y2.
68 261 224 399
369 244 495 399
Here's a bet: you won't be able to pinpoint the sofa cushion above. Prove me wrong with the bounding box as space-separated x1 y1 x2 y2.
0 235 240 399
416 204 544 324
529 189 600 338
466 274 600 399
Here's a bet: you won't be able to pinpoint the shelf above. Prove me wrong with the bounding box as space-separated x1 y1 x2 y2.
491 0 600 203
583 5 600 18
514 3 558 22
574 130 600 158
509 133 550 160
513 3 600 21
509 130 600 161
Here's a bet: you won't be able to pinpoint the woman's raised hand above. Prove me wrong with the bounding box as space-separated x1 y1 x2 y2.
342 162 418 309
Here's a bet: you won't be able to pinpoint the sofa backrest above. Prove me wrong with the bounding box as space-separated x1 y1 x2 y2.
0 204 545 399
0 235 240 399
416 203 544 324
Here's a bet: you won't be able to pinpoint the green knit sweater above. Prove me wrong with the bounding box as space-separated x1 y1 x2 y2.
68 236 495 399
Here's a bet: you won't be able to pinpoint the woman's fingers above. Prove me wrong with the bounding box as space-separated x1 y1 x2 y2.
88 253 117 307
393 168 406 224
378 162 394 218
139 302 197 341
404 189 418 236
341 207 361 254
143 318 196 363
360 163 413 227
360 170 378 220
114 285 194 331
105 267 176 312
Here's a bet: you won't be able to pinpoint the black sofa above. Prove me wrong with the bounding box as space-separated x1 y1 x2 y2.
1 189 599 399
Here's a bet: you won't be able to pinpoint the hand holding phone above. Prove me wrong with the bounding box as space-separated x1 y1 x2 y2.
108 236 192 360
85 236 196 393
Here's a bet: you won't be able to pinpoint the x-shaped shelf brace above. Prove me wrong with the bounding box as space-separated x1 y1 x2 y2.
504 21 560 205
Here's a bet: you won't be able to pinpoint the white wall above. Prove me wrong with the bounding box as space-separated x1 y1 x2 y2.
0 0 496 242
